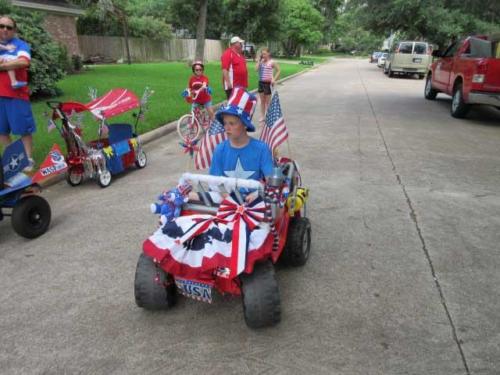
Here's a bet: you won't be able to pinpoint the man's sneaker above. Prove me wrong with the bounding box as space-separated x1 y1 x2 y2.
23 158 35 172
12 81 28 89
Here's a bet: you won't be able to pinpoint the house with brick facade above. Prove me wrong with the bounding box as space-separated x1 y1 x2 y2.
11 0 84 56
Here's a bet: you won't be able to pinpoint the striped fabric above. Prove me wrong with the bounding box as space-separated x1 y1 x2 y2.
259 60 274 82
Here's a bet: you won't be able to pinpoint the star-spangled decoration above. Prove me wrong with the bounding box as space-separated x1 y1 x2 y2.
237 107 243 115
9 155 20 171
224 157 255 179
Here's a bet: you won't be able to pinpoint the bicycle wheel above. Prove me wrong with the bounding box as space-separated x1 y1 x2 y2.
200 109 211 131
177 114 201 141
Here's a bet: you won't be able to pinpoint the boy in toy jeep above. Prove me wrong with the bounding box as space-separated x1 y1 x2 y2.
210 88 273 196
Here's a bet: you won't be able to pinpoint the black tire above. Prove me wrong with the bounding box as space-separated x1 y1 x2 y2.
424 75 438 100
11 195 51 239
66 168 83 186
388 66 394 77
135 149 147 168
451 83 470 118
134 253 177 310
97 169 112 188
418 74 425 80
240 260 281 329
280 217 311 266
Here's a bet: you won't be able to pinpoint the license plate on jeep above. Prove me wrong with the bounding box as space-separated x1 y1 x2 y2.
175 278 213 303
413 58 422 63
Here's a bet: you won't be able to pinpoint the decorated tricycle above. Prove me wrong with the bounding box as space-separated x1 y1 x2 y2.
134 160 311 328
1 140 66 238
46 88 151 188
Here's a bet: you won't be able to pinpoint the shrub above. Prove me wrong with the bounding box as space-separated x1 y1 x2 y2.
71 54 83 72
0 0 66 97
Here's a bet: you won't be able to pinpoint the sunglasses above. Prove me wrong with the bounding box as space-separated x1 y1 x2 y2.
0 24 14 30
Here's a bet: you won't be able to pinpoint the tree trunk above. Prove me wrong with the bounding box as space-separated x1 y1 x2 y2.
195 0 208 61
122 16 132 65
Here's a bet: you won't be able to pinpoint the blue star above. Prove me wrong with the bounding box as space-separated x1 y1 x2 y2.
224 158 255 179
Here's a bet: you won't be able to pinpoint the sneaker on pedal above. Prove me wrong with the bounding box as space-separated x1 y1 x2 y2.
23 158 35 172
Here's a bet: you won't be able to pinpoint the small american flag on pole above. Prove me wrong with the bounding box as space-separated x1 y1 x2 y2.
260 91 288 154
194 119 227 170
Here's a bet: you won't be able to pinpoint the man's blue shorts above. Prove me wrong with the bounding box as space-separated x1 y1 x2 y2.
0 97 36 136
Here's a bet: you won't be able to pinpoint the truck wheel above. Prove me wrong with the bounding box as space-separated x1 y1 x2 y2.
418 74 425 80
280 217 311 267
451 83 470 118
134 253 177 309
11 195 51 239
97 169 112 188
66 168 83 186
135 149 147 168
424 75 438 100
388 66 394 78
240 261 281 328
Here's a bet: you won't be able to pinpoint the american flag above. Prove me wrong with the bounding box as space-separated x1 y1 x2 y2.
260 91 288 154
194 119 227 170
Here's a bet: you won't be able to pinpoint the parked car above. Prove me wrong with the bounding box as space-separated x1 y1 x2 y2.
424 35 500 118
370 51 382 63
377 52 389 68
243 43 256 60
384 41 432 79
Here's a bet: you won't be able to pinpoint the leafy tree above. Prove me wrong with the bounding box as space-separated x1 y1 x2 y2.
224 0 281 43
280 0 324 56
311 0 343 43
76 0 171 41
348 0 499 49
0 0 65 97
168 0 225 39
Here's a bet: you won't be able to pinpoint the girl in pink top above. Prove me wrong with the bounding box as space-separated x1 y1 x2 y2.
255 48 280 123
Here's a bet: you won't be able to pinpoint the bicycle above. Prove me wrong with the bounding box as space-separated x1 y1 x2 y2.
177 85 211 141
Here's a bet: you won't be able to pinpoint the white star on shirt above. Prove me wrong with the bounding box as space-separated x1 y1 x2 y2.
224 157 255 179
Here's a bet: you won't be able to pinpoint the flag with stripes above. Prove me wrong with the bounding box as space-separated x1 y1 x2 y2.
194 119 227 170
260 91 288 154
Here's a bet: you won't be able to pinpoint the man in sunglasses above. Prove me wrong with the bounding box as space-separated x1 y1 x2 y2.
0 16 36 171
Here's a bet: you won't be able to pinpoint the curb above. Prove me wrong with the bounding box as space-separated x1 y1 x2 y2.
39 64 317 189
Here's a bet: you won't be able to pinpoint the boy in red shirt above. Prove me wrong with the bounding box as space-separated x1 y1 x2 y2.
187 61 214 121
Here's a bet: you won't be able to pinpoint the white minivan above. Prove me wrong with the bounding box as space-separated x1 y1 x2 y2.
384 41 432 79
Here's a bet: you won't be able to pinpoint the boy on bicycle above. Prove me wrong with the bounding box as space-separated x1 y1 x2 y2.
186 61 214 121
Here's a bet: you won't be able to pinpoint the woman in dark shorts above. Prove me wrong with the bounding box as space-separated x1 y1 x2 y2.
255 47 280 123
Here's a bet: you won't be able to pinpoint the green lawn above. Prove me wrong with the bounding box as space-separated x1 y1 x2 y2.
28 61 309 164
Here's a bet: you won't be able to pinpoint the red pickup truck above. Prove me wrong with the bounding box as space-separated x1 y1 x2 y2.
424 36 500 118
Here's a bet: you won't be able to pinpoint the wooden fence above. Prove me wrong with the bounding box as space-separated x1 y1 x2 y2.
78 36 225 62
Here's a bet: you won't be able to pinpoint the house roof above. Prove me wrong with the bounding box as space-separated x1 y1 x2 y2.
12 0 85 16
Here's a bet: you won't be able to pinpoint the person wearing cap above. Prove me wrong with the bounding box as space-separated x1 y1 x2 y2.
221 36 248 100
210 88 274 202
0 15 36 172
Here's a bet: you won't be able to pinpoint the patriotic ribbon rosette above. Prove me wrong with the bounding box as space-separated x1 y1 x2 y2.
143 196 272 280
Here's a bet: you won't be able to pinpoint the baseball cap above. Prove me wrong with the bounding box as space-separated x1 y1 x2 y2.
230 36 244 44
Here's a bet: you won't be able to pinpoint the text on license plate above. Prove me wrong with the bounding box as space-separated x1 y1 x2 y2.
413 58 422 63
175 278 213 303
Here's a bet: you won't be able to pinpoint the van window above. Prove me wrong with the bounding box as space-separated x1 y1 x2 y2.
414 43 427 54
399 42 413 54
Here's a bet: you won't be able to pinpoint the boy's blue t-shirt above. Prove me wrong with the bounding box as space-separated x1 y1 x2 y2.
209 138 274 181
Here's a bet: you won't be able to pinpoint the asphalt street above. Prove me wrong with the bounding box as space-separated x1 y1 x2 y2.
1 58 499 375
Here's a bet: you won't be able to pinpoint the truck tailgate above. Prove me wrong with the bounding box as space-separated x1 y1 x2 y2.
484 57 500 92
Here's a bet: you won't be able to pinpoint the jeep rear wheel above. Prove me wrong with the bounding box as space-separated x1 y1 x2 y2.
134 253 177 310
451 83 470 118
240 261 281 329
